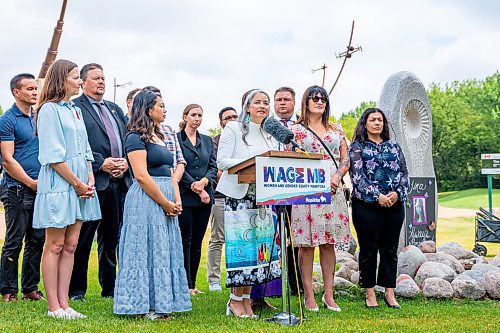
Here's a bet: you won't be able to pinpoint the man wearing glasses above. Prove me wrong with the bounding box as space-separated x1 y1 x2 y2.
206 107 238 292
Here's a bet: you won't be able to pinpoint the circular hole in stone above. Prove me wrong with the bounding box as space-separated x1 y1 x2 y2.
405 106 422 139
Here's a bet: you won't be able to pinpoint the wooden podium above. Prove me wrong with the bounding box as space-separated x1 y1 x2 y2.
228 150 322 184
227 150 323 325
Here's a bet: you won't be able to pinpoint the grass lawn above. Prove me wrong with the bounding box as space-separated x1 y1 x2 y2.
1 187 500 332
438 188 500 210
1 236 499 333
437 216 500 256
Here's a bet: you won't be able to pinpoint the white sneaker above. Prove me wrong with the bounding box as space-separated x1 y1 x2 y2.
209 282 222 291
47 308 74 320
64 307 87 319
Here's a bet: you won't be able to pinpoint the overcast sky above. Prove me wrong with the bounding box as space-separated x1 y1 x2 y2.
0 0 498 133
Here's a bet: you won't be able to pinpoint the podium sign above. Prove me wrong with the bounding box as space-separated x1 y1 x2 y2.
255 156 331 205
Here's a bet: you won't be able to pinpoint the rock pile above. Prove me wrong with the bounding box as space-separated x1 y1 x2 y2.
320 242 500 300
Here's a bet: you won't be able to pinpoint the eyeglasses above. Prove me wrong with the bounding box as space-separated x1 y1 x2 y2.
309 96 328 103
222 115 238 121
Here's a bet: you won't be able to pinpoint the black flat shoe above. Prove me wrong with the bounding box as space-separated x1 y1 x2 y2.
384 297 401 309
365 299 379 308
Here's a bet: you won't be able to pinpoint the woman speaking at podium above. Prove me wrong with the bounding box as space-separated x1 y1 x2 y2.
216 89 280 318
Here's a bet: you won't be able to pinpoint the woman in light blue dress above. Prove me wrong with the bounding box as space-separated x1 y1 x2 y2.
113 90 191 320
34 59 101 320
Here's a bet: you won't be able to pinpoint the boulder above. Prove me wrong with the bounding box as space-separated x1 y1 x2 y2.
437 242 478 260
489 255 500 268
422 278 454 298
454 270 485 286
471 263 500 274
425 253 464 274
459 259 475 270
418 241 436 253
343 259 359 272
335 265 353 281
336 250 356 262
334 277 355 290
395 274 419 298
451 277 486 299
397 245 427 278
462 257 489 266
350 271 360 285
484 271 500 299
415 262 456 286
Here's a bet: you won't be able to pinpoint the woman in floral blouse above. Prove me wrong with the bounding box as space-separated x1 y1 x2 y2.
349 108 408 309
290 85 352 312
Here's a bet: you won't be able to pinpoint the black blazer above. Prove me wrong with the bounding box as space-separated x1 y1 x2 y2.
74 94 131 191
177 130 217 206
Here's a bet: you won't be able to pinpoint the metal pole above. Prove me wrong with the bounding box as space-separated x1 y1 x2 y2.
113 77 117 103
488 175 493 214
38 0 68 79
280 208 289 313
266 206 300 326
321 63 326 88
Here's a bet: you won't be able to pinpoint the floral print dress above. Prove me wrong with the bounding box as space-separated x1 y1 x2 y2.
290 123 352 250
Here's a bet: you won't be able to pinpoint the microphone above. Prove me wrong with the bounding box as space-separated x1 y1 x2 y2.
260 116 306 152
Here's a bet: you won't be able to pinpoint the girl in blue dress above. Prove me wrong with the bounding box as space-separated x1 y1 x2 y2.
113 90 191 320
34 59 101 319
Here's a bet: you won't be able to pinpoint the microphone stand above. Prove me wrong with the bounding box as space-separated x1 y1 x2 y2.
265 205 301 326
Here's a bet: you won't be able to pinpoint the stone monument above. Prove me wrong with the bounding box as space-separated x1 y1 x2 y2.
379 71 437 250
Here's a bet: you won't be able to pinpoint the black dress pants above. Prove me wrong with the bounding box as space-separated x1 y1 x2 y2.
0 186 45 295
178 204 212 289
69 181 125 297
351 197 404 288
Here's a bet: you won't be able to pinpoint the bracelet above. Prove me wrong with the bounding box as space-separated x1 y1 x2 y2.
203 177 209 186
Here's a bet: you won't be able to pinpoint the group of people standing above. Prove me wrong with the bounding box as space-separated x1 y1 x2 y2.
0 58 409 322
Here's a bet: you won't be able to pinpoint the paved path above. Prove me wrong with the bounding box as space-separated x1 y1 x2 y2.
438 206 477 218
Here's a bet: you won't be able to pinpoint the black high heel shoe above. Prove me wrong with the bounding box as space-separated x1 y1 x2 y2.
365 298 379 308
384 296 401 309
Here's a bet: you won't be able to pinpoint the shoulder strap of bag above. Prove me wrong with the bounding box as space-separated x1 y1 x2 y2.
299 122 346 187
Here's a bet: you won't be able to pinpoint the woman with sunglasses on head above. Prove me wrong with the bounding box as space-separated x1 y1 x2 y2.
113 91 191 320
176 104 217 296
290 85 352 312
216 89 281 318
349 108 408 309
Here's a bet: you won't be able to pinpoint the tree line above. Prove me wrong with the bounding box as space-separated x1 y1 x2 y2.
337 72 499 192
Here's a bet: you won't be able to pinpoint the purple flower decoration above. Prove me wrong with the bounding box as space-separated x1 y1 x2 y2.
390 160 400 171
354 159 363 169
366 158 378 171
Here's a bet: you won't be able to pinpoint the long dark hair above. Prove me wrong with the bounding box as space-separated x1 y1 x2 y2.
127 90 165 142
297 85 333 129
352 107 390 142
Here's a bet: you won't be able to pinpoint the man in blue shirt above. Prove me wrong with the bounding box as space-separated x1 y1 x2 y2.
0 73 45 302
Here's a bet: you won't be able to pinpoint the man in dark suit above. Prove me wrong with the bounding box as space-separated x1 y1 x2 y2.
69 63 130 301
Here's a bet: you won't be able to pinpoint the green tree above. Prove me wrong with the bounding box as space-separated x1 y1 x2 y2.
0 104 3 116
337 101 377 141
429 72 500 191
208 126 221 138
